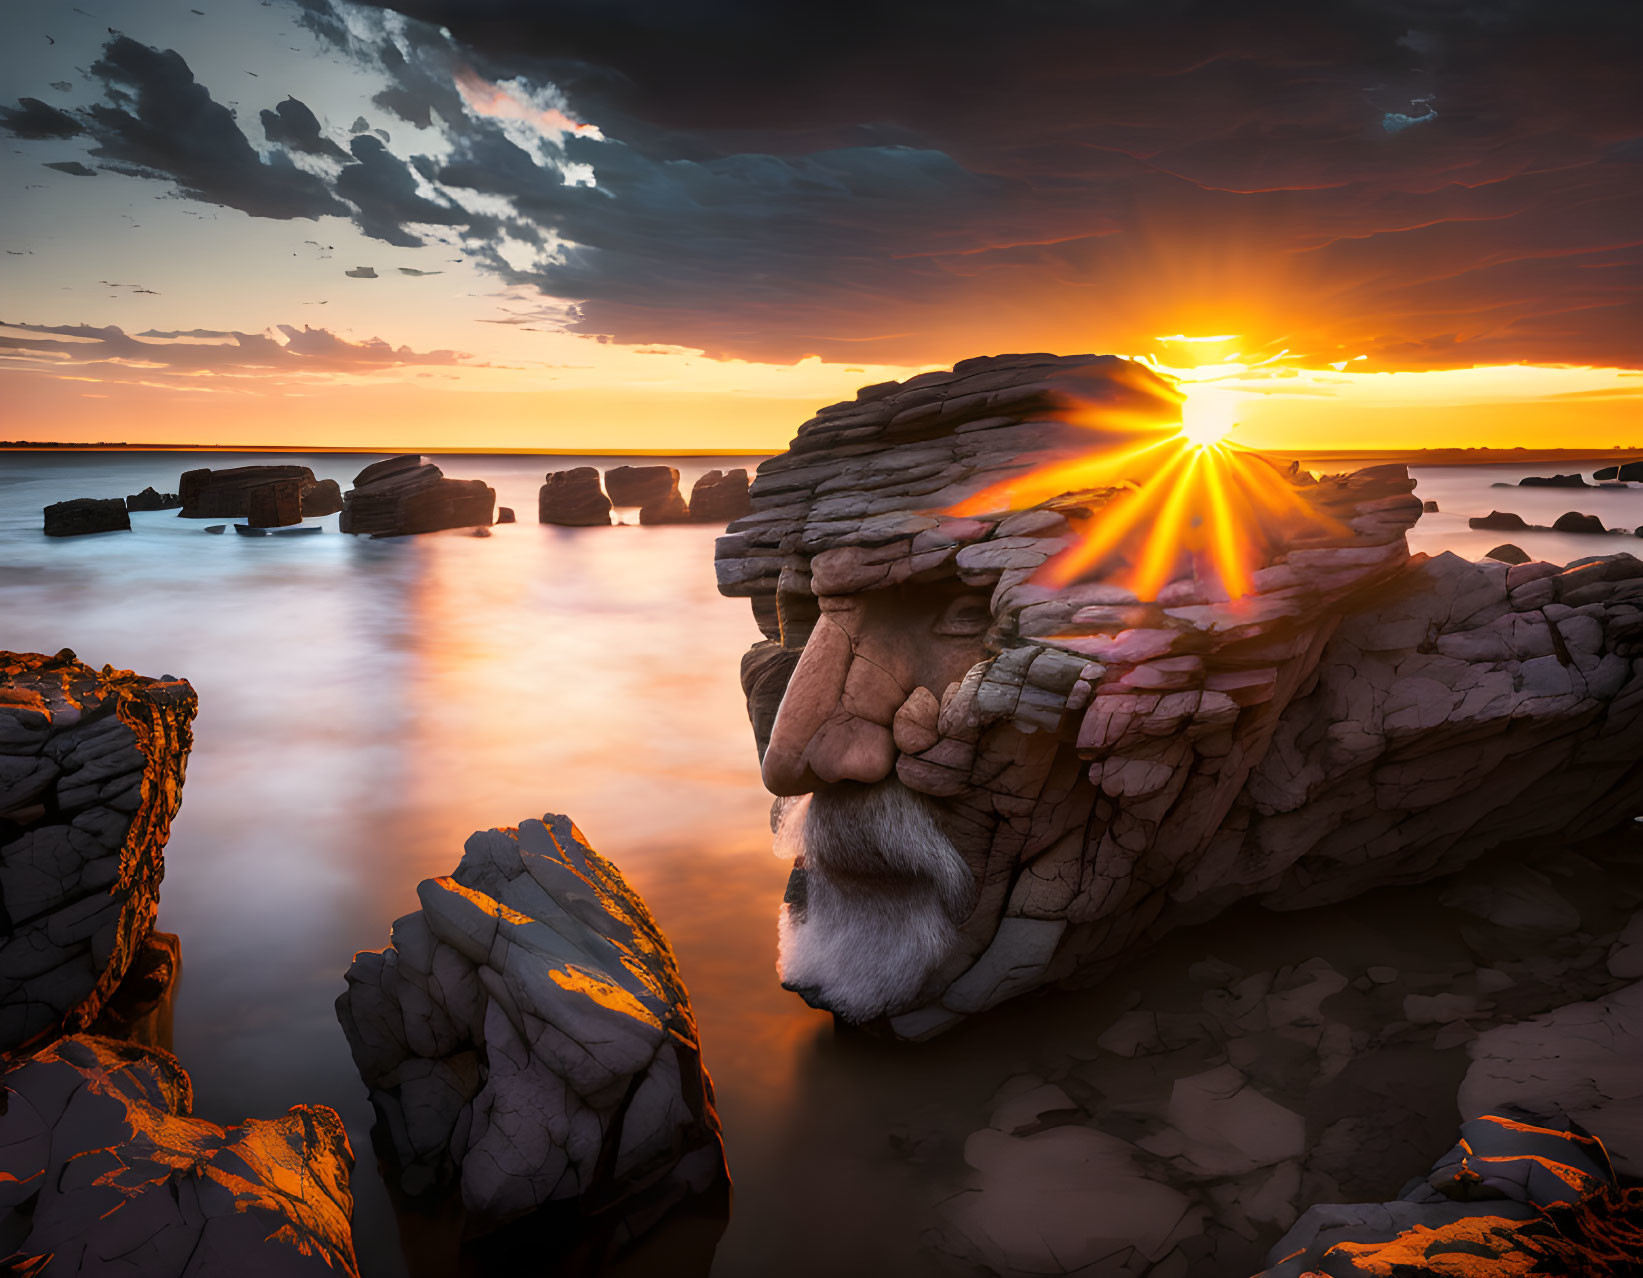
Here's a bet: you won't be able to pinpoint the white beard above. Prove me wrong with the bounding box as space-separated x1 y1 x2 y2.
773 779 974 1022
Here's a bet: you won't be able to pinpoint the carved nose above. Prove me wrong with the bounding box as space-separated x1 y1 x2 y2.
761 613 901 796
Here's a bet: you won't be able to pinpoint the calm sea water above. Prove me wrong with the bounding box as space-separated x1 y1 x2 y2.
0 450 1639 1277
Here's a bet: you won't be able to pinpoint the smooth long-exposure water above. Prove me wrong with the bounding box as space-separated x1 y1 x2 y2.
1 451 1640 1277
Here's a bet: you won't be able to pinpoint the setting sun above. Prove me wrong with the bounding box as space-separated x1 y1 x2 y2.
1179 389 1239 449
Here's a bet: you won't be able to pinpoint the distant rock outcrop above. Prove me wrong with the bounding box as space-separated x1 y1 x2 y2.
1553 510 1608 535
538 467 613 526
0 1034 359 1277
1421 499 1438 513
125 486 181 512
0 650 196 1053
1469 510 1528 531
639 488 692 525
339 455 495 536
1485 543 1530 564
605 465 679 508
178 466 341 519
43 497 129 537
688 469 752 523
336 813 727 1241
1519 473 1589 488
1595 460 1643 481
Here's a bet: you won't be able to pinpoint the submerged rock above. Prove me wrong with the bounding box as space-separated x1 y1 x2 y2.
1421 499 1438 513
539 467 613 526
178 465 341 519
605 465 679 508
125 486 181 512
0 650 196 1054
1553 510 1608 535
0 1034 358 1277
43 497 129 537
1469 510 1529 531
339 455 494 536
336 813 726 1242
688 470 752 523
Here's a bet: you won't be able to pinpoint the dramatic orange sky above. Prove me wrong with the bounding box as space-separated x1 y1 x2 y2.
2 1 1639 451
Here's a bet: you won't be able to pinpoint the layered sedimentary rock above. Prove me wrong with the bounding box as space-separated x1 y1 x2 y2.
1260 1112 1642 1276
246 476 304 528
714 353 1643 1037
0 1034 358 1277
605 465 679 507
125 486 181 512
0 650 196 1053
339 455 495 536
178 465 341 518
539 467 613 526
43 497 129 537
688 469 752 523
336 813 726 1240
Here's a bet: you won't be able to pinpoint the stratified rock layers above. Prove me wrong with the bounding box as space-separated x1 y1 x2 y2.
0 651 196 1054
339 456 494 536
0 1034 358 1277
336 814 726 1238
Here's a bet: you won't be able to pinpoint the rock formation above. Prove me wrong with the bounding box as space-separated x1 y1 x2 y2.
1519 473 1589 487
1486 543 1530 564
178 466 342 519
497 506 516 524
246 476 304 528
639 488 691 525
336 813 727 1243
0 650 196 1053
539 467 614 526
125 486 181 512
0 1034 358 1277
688 469 752 523
1473 509 1621 537
1469 510 1529 531
605 465 679 508
1421 499 1438 512
1260 1112 1642 1276
339 455 495 536
42 497 129 537
714 353 1643 1037
1553 510 1608 534
1595 460 1643 482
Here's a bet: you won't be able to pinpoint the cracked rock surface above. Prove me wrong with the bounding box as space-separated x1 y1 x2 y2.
0 650 196 1054
336 813 727 1242
0 1034 357 1277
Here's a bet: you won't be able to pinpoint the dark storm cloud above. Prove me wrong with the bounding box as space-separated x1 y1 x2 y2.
0 98 85 139
293 0 1643 369
335 134 467 246
82 36 346 219
260 97 349 159
0 321 470 381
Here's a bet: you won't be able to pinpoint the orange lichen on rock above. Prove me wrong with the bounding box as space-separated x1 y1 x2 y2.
0 649 197 1054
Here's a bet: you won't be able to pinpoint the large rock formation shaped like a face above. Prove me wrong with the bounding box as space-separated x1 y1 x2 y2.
539 467 613 526
1260 1111 1643 1277
714 353 1643 1038
339 455 495 536
336 813 727 1242
0 651 197 1054
0 1034 358 1277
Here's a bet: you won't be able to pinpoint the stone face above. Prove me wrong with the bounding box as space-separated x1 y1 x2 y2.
0 650 196 1054
336 813 727 1239
125 486 181 511
0 1034 358 1277
1260 1112 1640 1277
340 455 495 535
43 497 129 537
715 353 1643 1037
177 465 340 518
605 465 680 507
538 467 613 526
688 469 752 523
246 477 304 528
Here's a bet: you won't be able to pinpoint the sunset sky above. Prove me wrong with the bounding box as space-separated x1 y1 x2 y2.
2 0 1639 451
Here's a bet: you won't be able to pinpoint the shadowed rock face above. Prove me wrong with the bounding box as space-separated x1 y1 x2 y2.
43 497 129 537
125 486 181 512
605 465 679 508
688 470 752 524
0 1034 358 1277
339 455 495 536
539 467 614 526
336 813 727 1243
0 650 196 1054
1260 1111 1643 1277
177 466 341 519
714 353 1643 1037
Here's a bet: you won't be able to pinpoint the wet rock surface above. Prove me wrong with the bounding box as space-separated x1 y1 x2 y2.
339 455 495 536
0 1033 358 1277
539 467 613 526
124 486 181 512
0 650 196 1054
42 497 129 537
336 813 727 1246
178 465 341 519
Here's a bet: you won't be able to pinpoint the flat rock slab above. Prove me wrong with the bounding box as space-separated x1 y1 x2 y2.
0 1034 357 1277
43 497 129 537
336 812 727 1242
